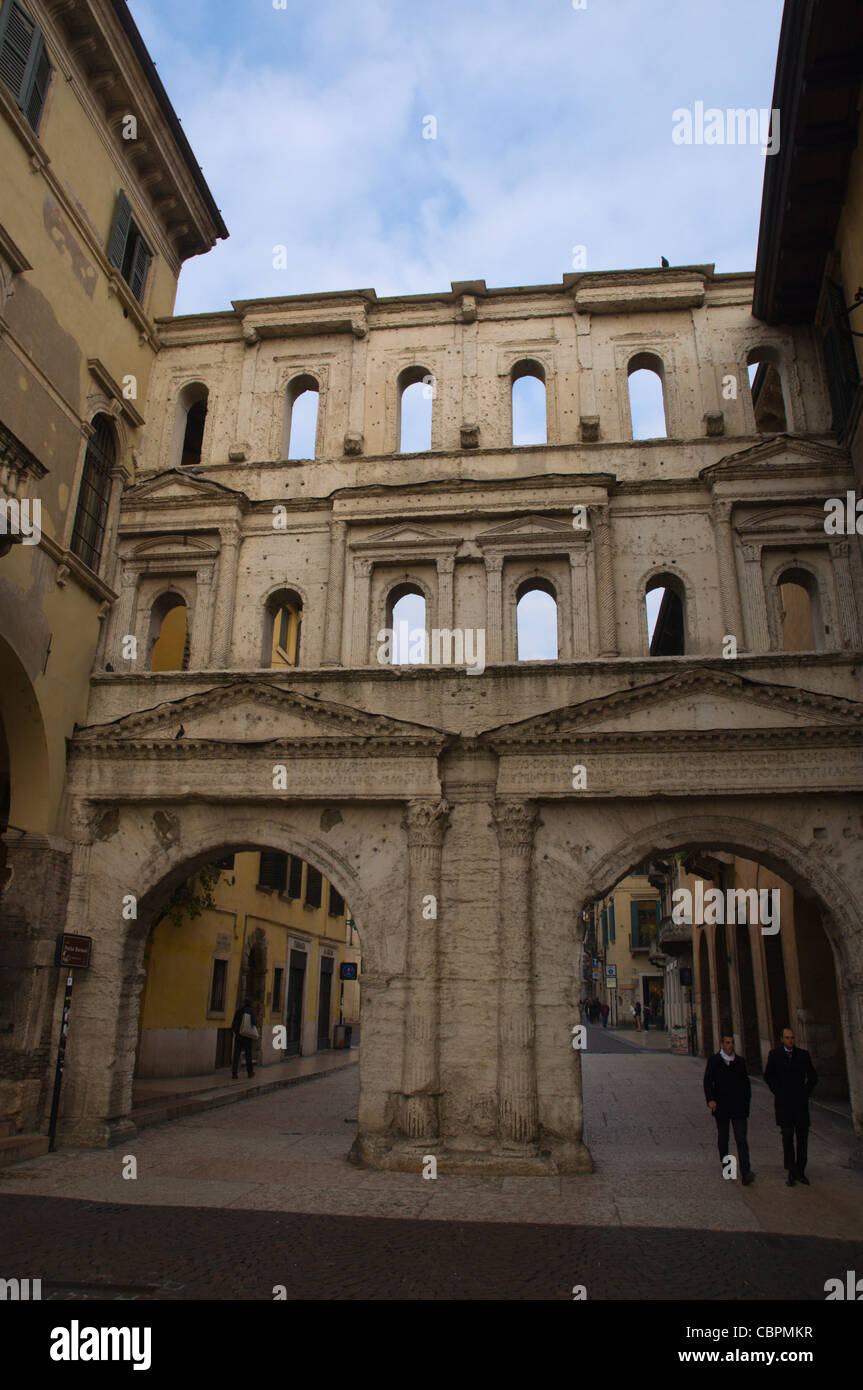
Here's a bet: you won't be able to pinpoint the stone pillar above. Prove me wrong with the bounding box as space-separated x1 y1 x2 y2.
491 801 539 1145
400 799 450 1139
436 554 454 633
569 548 590 656
190 567 214 667
711 500 746 649
590 504 618 657
322 520 348 665
829 540 861 649
740 542 770 652
209 527 240 669
105 565 140 670
351 557 373 666
484 553 503 663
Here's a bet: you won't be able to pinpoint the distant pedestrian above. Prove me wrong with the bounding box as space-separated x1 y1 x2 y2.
643 1003 651 1031
601 1002 609 1029
231 997 259 1079
633 1001 642 1031
703 1032 755 1185
763 1027 818 1186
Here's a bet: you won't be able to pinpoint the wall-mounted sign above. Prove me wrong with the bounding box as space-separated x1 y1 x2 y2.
55 934 92 969
340 962 358 981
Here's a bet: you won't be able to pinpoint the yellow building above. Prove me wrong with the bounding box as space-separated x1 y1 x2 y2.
136 852 361 1078
0 0 225 1132
593 867 664 1026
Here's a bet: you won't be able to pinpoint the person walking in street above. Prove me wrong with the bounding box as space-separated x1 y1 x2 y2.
231 997 258 1079
601 1001 609 1029
764 1026 818 1186
703 1032 755 1186
633 1000 642 1030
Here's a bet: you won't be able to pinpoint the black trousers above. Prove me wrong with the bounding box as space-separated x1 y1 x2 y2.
715 1112 751 1176
780 1123 809 1174
231 1035 254 1077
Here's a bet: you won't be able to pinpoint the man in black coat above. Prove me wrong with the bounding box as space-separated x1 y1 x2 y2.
764 1027 818 1185
231 997 258 1079
703 1032 755 1185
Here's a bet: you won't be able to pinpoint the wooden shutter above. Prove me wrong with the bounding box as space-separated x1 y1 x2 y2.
0 2 36 105
107 190 132 271
259 850 287 892
128 233 152 303
22 30 49 130
609 900 615 943
287 856 303 899
630 900 640 949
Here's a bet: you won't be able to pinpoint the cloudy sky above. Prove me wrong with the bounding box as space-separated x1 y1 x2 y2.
130 0 785 317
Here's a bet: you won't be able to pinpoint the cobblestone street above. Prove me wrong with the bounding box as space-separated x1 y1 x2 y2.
2 1032 861 1300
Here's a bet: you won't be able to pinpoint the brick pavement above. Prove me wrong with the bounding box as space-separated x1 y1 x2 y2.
1 1037 861 1300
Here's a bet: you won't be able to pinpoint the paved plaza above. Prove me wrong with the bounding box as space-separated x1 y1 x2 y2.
1 1030 861 1299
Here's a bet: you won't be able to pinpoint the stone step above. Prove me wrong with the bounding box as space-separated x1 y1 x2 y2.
0 1133 50 1169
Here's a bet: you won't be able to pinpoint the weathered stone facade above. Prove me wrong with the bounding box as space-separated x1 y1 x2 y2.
41 266 863 1170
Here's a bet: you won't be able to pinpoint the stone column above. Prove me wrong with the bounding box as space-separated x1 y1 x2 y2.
191 567 214 667
590 504 618 656
491 800 539 1145
829 540 861 649
209 527 240 669
436 554 454 633
711 500 746 649
740 542 770 652
351 557 373 666
484 553 503 663
322 520 348 665
569 548 590 656
400 799 450 1139
105 565 140 670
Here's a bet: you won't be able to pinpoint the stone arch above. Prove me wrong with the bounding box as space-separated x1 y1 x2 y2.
510 358 547 446
171 381 210 468
515 575 559 660
375 574 434 661
627 350 669 439
396 364 434 453
282 372 321 460
639 563 696 656
745 344 789 432
261 584 306 667
763 555 829 652
147 589 190 671
0 635 50 832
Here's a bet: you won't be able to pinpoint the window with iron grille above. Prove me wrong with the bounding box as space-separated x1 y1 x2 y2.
70 414 115 573
287 855 303 899
328 885 344 917
106 190 153 306
305 865 322 909
257 850 287 892
209 958 227 1013
272 966 284 1013
0 1 52 134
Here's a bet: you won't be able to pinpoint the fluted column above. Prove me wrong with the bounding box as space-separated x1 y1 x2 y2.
491 800 539 1145
190 567 214 667
484 553 503 662
106 565 140 669
590 504 618 656
569 548 590 656
400 798 450 1139
436 554 454 632
322 519 347 665
209 526 240 668
351 557 373 665
829 540 861 649
711 500 745 649
740 542 770 651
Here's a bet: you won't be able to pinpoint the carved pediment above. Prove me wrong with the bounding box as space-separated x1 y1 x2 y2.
358 523 455 547
477 515 582 544
483 668 863 744
736 506 828 538
701 434 851 482
130 534 219 559
123 469 249 506
74 680 451 748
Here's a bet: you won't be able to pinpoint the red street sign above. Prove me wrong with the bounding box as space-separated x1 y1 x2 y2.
56 934 92 969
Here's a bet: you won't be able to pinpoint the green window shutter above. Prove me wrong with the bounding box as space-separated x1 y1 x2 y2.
609 901 615 943
23 32 51 132
287 855 303 899
128 234 152 304
601 907 608 948
107 190 132 271
630 900 640 949
0 2 36 105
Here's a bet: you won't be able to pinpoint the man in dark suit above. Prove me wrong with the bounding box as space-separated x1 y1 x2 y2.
764 1027 818 1186
703 1032 755 1185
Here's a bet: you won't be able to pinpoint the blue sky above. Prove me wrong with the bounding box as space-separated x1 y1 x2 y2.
130 0 785 316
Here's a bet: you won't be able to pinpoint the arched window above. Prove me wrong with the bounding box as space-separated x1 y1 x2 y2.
264 589 303 667
511 360 547 445
777 568 822 651
397 366 433 453
627 353 668 440
387 583 426 664
516 579 558 659
746 348 787 432
174 383 209 467
148 592 189 671
283 375 320 460
645 573 685 654
70 413 116 572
